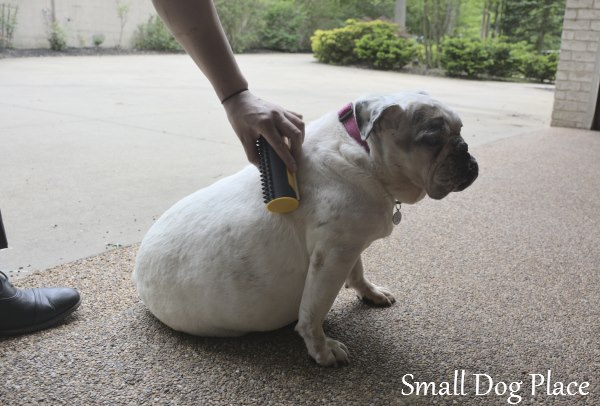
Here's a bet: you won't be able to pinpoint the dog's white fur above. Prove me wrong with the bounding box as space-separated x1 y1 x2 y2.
133 92 476 366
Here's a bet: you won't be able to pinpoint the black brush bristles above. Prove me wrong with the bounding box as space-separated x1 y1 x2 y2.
256 137 274 203
256 137 300 213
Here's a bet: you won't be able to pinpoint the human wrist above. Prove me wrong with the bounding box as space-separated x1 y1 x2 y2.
221 88 249 104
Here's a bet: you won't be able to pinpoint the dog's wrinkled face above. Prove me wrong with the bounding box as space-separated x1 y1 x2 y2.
356 93 479 200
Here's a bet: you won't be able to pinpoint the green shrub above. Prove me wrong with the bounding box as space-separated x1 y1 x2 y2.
214 0 263 53
48 21 67 51
440 37 490 78
440 36 558 82
355 30 417 70
519 51 558 83
92 33 105 48
485 38 521 78
133 15 182 52
0 4 18 49
311 19 416 70
311 23 361 65
258 0 309 52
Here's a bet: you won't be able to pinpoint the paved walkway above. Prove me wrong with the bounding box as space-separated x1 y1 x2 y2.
0 53 555 274
1 126 598 405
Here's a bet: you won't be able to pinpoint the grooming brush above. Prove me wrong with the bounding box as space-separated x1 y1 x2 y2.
256 136 300 213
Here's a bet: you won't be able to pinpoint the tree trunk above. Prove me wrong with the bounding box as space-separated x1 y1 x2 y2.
481 0 490 39
394 0 406 27
444 0 460 37
535 0 552 51
422 0 432 68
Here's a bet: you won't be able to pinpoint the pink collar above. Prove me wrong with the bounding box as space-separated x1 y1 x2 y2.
338 103 370 153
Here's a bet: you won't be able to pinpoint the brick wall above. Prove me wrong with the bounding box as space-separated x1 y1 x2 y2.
552 0 600 129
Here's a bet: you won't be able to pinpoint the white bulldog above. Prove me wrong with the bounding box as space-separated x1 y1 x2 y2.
133 92 478 366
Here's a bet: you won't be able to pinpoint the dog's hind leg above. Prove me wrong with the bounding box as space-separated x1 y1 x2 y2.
345 256 395 307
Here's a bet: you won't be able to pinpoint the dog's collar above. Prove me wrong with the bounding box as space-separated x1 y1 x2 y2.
338 103 370 153
338 103 401 225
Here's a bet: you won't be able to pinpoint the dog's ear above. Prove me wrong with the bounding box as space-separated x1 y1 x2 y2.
354 98 404 140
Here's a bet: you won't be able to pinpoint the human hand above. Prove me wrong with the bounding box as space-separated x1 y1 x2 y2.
222 90 305 172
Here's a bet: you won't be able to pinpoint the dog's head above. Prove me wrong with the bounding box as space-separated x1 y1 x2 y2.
355 92 478 200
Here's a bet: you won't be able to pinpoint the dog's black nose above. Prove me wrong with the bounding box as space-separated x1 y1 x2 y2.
453 138 469 154
468 155 478 175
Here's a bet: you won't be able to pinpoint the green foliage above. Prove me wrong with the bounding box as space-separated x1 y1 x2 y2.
299 0 394 31
92 33 105 48
406 0 462 67
116 1 131 48
133 15 182 52
440 36 558 81
406 0 564 69
0 3 18 49
258 0 309 52
500 0 565 52
354 27 418 70
484 37 524 77
440 37 490 77
48 21 67 51
312 20 366 65
312 19 416 70
214 0 264 53
453 0 484 38
211 0 396 53
518 51 558 83
332 0 395 21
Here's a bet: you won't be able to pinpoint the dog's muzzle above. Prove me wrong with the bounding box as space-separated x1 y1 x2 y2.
429 139 479 199
453 154 478 192
449 139 478 191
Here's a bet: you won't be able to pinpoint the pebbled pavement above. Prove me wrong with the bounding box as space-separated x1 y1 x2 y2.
1 127 598 405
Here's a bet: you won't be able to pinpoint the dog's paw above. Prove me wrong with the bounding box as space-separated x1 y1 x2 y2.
357 284 396 307
312 337 350 367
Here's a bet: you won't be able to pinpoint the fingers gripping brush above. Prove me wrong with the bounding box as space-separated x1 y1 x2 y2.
256 137 300 213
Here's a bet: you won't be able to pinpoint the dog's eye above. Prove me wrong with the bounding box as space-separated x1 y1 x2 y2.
427 117 446 132
419 133 441 146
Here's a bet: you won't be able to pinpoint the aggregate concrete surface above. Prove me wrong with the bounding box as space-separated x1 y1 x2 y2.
0 54 554 273
1 53 597 405
1 127 599 405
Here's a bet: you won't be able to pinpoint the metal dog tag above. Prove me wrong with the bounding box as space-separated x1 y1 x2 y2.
392 201 402 225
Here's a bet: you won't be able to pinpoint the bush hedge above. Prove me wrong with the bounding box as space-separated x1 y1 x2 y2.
258 0 309 52
440 37 490 77
130 10 558 84
133 15 182 52
440 37 558 82
485 38 520 78
48 21 67 51
518 51 559 83
311 19 417 70
214 0 263 53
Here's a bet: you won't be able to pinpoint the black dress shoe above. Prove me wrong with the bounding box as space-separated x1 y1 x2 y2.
0 271 81 336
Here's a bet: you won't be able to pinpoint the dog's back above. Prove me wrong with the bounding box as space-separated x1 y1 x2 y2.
133 165 309 336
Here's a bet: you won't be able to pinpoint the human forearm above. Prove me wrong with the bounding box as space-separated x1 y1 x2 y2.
151 0 305 171
151 0 247 101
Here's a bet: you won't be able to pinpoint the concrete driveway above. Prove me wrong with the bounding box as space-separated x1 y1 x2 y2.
1 53 554 273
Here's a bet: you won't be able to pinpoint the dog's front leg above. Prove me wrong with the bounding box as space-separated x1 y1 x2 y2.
295 248 358 367
345 256 396 306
